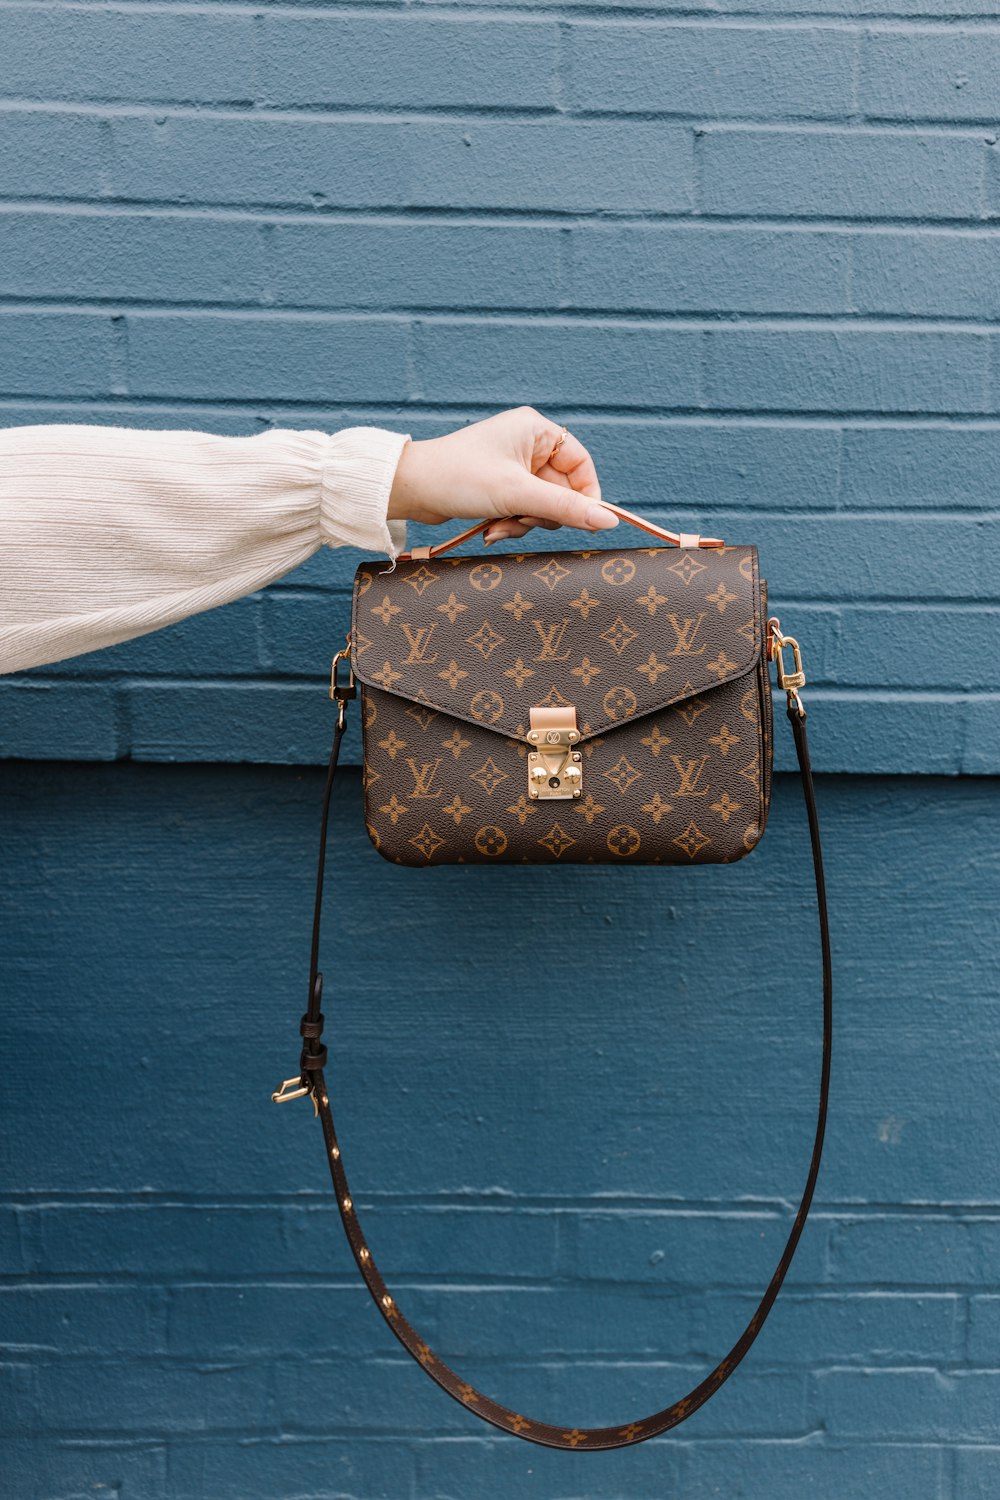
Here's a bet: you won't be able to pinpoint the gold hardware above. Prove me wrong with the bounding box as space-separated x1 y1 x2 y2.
330 631 355 729
342 1196 352 1212
768 617 806 718
526 706 582 800
271 1076 319 1118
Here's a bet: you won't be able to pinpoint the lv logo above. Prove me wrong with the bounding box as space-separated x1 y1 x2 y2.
670 754 709 796
400 623 439 664
532 617 572 662
666 612 707 656
407 757 444 799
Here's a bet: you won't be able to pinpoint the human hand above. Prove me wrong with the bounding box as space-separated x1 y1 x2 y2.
387 407 619 546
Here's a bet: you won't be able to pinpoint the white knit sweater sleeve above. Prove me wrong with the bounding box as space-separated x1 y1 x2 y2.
0 423 411 674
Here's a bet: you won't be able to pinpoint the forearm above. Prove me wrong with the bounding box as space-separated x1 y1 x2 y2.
0 423 410 673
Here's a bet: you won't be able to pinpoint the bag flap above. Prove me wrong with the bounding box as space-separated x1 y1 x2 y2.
351 544 761 743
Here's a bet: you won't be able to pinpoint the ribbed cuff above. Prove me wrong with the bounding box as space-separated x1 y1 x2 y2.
318 426 410 559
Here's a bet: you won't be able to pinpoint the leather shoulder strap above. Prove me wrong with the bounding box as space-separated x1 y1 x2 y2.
288 700 831 1451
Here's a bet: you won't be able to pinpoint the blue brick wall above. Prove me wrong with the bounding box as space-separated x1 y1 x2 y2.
3 766 1000 1498
1 4 1000 770
1 4 999 1496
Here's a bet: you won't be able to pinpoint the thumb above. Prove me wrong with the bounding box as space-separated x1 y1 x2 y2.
510 472 620 533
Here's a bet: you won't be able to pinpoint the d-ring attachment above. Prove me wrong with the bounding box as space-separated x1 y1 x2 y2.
768 617 807 718
329 632 357 729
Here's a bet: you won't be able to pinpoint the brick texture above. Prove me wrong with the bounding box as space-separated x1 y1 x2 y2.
1 4 998 771
3 767 999 1496
1 6 999 1495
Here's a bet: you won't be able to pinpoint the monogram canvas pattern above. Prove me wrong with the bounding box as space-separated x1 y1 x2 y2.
350 544 773 866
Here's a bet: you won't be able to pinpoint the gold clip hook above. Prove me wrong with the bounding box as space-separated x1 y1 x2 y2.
767 617 807 718
329 631 356 730
271 1076 319 1117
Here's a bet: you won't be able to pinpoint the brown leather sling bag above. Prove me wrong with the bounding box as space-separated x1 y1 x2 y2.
272 502 831 1450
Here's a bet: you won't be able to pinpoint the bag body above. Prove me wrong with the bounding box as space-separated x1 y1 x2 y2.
352 542 773 867
274 515 831 1452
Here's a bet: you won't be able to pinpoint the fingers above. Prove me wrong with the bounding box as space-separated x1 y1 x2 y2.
524 410 602 502
477 410 617 543
483 514 560 545
507 470 620 536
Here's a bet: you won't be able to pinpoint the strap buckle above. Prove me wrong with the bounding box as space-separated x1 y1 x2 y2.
271 1076 319 1118
767 617 806 718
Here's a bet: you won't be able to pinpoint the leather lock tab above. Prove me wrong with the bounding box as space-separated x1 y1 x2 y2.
526 705 582 801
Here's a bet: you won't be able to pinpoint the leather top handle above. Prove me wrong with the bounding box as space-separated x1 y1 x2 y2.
398 501 725 562
283 688 832 1451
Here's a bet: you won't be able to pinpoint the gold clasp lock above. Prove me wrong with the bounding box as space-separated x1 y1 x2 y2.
526 706 583 801
271 1076 319 1118
767 617 806 718
330 632 356 730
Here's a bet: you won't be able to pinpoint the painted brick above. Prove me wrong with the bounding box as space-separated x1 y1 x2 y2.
0 402 264 435
124 680 354 761
0 209 267 305
701 1291 963 1365
324 1202 561 1279
852 230 1000 318
109 116 693 213
0 1207 24 1274
569 22 856 120
558 1208 828 1288
0 311 112 397
542 1366 811 1439
703 328 992 415
681 1440 946 1497
20 1358 270 1435
0 9 256 104
415 319 702 406
955 1448 1000 1500
261 16 557 109
968 1296 1000 1364
124 313 409 402
0 1285 167 1355
415 1434 686 1500
839 424 1000 509
3 1437 167 1499
816 1368 1000 1440
271 1352 561 1434
0 110 105 198
700 127 986 220
16 1203 290 1278
686 514 1000 603
584 420 843 511
568 225 851 314
862 29 1000 123
171 1282 693 1361
167 1436 413 1500
265 220 562 309
167 1284 397 1359
792 605 1000 690
0 681 119 758
725 0 995 15
829 1216 1000 1285
964 696 1000 774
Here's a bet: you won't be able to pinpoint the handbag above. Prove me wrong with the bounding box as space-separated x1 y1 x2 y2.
272 501 831 1450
